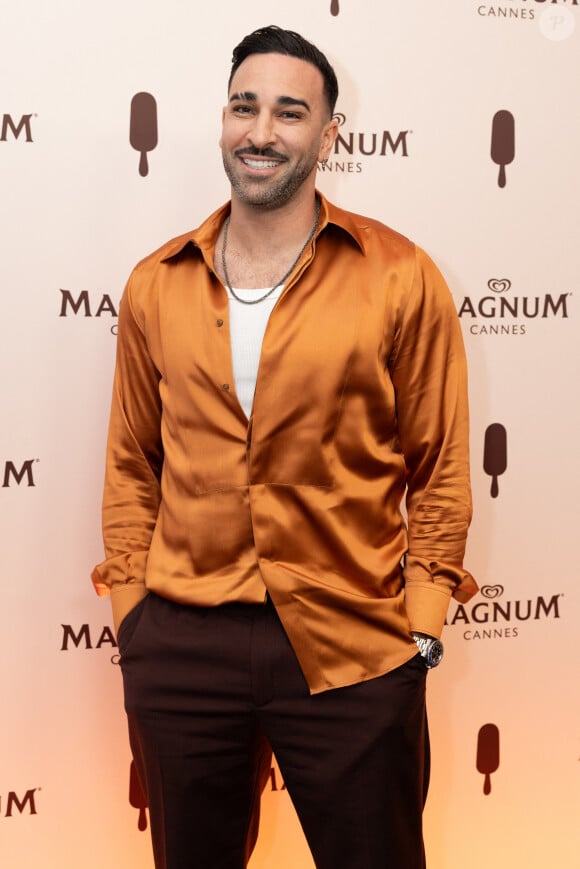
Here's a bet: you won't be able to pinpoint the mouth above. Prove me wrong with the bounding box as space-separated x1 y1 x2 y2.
235 149 287 174
241 157 282 170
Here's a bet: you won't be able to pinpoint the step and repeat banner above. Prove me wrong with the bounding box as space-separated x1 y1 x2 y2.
1 1 578 867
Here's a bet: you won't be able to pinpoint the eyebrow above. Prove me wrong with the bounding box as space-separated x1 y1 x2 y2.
229 92 311 113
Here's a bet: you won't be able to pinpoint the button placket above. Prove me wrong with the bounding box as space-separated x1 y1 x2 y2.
214 313 230 393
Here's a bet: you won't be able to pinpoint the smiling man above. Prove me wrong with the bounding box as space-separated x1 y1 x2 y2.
93 25 477 869
221 54 333 210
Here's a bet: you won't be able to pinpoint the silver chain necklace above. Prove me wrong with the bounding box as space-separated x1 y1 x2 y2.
221 198 321 305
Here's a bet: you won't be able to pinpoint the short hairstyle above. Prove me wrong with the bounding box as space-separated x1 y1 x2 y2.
229 25 339 117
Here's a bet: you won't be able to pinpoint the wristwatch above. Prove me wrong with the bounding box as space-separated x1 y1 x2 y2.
412 632 444 669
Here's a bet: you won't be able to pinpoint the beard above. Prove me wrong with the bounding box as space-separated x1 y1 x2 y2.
221 146 319 210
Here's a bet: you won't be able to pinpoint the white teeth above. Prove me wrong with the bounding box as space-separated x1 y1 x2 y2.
243 159 280 169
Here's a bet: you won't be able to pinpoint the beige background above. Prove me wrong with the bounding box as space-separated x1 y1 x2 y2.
1 1 578 866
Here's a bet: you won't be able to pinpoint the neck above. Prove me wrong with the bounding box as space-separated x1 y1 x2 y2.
215 189 321 292
227 188 319 257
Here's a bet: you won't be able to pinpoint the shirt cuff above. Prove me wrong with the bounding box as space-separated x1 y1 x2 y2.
404 581 452 639
91 549 150 596
109 581 149 635
403 555 478 637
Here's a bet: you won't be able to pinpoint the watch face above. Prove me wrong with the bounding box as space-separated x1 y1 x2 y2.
427 641 444 668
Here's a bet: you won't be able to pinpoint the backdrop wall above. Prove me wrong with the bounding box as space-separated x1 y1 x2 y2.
1 2 578 867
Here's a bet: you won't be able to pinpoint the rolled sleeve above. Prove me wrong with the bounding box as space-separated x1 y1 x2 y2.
91 275 163 602
390 246 478 636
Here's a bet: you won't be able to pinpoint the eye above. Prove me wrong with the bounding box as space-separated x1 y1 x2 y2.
279 110 302 120
231 104 253 116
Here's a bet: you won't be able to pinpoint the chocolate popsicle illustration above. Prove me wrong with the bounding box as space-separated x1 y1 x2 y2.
491 110 515 189
130 92 158 177
483 423 507 498
129 760 148 831
331 0 340 15
476 723 500 795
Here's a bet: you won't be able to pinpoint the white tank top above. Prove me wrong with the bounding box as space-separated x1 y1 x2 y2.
226 286 284 419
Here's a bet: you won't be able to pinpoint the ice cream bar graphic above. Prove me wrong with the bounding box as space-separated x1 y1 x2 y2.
483 423 507 498
491 110 515 189
129 760 148 831
330 0 340 15
130 92 158 177
476 723 500 795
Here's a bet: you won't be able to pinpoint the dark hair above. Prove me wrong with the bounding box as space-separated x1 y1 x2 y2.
229 25 339 117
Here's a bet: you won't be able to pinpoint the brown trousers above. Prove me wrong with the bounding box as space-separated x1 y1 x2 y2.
119 592 430 869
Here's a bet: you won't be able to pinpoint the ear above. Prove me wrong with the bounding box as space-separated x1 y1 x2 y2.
219 106 226 148
318 117 339 163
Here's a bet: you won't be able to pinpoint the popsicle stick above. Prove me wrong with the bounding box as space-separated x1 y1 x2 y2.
139 151 149 177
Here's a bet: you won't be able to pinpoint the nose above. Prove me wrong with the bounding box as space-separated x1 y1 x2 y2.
247 109 275 149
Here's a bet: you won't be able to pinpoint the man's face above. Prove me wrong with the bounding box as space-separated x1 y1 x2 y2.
220 52 337 210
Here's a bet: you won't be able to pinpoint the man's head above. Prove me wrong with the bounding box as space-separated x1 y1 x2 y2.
221 26 339 210
228 25 339 121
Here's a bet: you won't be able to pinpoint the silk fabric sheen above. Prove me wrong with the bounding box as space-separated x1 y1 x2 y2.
92 193 477 694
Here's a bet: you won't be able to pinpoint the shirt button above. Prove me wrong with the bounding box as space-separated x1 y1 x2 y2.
222 383 230 392
216 319 224 327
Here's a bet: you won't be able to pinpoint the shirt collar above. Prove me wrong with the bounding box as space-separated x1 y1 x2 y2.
159 192 367 264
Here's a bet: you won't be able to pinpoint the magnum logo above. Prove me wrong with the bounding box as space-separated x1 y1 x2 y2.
446 585 562 640
459 277 570 336
483 423 507 498
58 288 118 334
491 110 515 188
476 724 500 795
320 113 411 174
61 623 117 651
332 113 410 156
2 459 37 488
0 788 39 817
60 624 120 664
480 584 504 599
0 113 33 142
487 278 511 294
130 92 158 177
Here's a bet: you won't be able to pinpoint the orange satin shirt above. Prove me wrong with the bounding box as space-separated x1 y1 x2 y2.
92 193 477 694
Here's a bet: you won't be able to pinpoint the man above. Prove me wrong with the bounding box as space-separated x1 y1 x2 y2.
92 25 477 869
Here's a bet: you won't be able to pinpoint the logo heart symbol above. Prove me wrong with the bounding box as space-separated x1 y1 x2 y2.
480 585 504 599
487 279 511 294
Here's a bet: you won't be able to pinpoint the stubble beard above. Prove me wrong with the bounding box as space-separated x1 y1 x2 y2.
222 150 319 210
